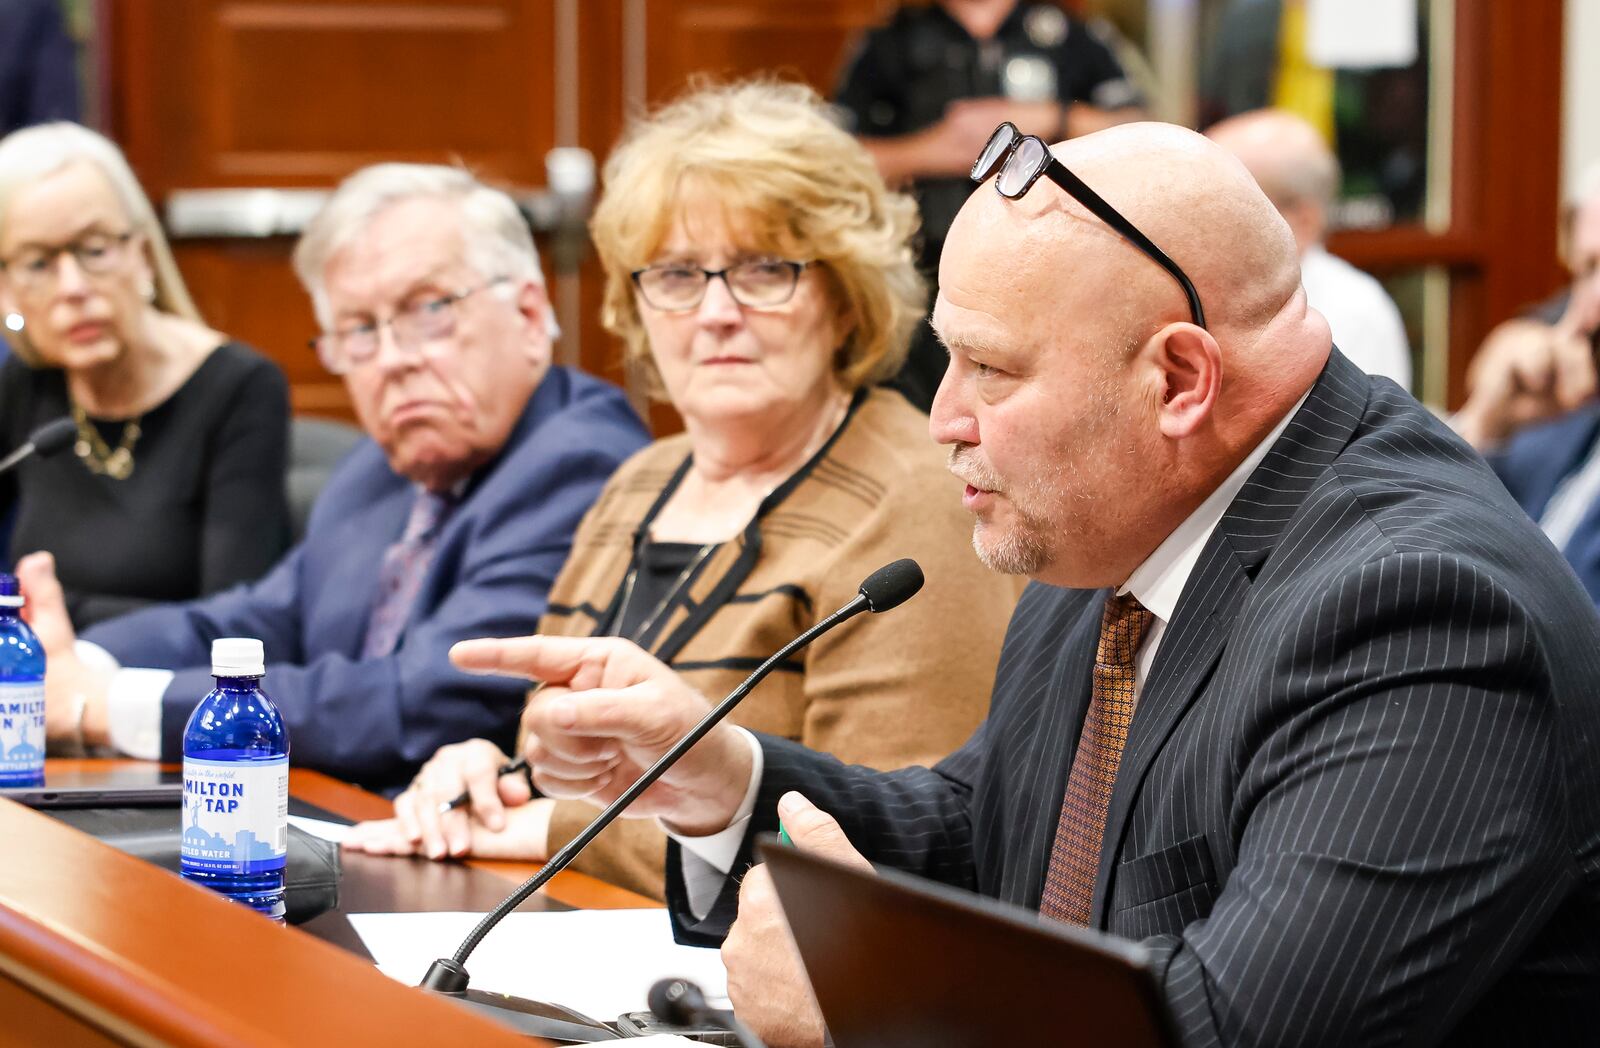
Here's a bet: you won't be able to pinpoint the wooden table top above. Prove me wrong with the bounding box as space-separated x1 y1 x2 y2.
0 759 661 1046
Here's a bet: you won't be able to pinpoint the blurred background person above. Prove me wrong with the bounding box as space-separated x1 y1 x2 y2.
346 80 1024 900
834 0 1144 410
0 121 290 626
16 163 648 790
0 0 79 138
1453 164 1600 603
1208 107 1412 389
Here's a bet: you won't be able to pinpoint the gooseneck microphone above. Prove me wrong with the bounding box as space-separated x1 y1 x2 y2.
650 977 767 1047
0 418 77 476
420 559 925 1022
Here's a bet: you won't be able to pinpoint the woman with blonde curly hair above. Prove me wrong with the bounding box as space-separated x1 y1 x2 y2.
349 79 1022 898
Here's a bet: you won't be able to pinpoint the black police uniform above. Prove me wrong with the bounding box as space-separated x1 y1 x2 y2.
836 2 1141 410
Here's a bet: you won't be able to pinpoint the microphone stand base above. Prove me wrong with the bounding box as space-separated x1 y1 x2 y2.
431 986 624 1042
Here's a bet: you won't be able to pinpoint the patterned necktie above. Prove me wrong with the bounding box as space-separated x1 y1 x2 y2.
1038 592 1155 926
361 489 455 659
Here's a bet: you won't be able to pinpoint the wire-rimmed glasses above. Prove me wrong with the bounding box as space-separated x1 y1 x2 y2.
971 122 1206 329
310 277 510 375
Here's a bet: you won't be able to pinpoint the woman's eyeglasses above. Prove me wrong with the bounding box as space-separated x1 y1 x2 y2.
0 230 137 292
971 122 1206 329
631 258 813 312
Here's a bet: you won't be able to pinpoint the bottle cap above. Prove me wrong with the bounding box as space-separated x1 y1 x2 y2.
211 637 265 677
0 573 22 608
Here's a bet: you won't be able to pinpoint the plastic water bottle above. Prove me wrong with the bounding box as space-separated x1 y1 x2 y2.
0 573 46 788
180 638 289 921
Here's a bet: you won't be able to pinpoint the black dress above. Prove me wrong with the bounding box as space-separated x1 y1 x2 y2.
0 341 292 626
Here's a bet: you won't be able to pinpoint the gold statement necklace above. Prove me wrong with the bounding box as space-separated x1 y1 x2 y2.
70 400 142 480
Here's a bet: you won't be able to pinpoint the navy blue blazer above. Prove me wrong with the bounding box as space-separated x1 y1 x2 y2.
0 0 80 135
86 367 649 792
669 351 1600 1045
1486 404 1600 604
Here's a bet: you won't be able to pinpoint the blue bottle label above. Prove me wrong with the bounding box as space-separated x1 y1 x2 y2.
0 681 46 781
181 756 289 873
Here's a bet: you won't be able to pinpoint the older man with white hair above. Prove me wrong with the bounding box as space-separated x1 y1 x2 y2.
1207 107 1412 389
18 163 649 792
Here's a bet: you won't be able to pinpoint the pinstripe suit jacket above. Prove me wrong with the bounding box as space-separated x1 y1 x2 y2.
666 351 1600 1046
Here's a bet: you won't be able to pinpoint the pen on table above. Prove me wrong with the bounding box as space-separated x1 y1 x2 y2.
438 756 530 815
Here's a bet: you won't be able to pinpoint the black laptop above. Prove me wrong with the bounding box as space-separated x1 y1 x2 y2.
0 763 182 808
760 838 1180 1048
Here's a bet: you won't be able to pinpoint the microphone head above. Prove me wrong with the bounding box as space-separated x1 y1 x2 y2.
30 417 77 458
858 558 924 613
648 978 712 1026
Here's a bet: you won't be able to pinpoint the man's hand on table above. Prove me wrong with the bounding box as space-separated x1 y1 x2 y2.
345 799 558 861
346 736 541 858
15 551 112 749
723 792 874 1048
450 635 755 837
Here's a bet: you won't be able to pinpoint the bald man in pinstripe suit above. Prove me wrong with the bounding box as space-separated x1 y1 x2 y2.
466 123 1600 1046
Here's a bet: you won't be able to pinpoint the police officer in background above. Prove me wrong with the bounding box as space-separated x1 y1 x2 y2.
836 0 1144 409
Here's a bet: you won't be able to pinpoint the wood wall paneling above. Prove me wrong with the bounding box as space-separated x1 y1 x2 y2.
643 1 890 100
102 0 1568 419
104 1 564 422
1326 0 1565 407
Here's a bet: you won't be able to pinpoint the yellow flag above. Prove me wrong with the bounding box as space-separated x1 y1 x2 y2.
1272 0 1335 145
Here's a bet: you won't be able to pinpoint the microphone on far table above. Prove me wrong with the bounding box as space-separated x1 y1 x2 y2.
0 417 77 476
650 977 767 1048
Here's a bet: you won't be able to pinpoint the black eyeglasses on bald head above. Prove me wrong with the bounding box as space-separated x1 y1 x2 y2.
971 122 1207 330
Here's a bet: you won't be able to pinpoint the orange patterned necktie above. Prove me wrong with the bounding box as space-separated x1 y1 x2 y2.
1038 592 1155 926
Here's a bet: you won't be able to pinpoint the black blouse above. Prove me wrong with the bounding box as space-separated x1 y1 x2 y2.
0 341 292 626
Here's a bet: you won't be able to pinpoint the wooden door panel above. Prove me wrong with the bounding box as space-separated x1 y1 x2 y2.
645 0 890 101
105 0 562 422
102 0 901 425
205 1 553 184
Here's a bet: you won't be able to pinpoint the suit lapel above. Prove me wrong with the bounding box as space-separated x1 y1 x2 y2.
1088 350 1371 926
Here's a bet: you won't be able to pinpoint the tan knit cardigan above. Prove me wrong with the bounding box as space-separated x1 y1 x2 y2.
536 389 1025 898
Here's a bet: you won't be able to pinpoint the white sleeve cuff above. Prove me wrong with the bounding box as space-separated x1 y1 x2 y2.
75 639 120 673
663 727 764 872
663 728 764 919
81 637 171 761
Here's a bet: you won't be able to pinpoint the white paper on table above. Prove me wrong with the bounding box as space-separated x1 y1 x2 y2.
288 815 353 844
347 909 728 1023
1307 0 1417 69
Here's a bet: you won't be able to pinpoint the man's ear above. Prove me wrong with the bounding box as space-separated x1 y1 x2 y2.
513 279 553 363
1149 323 1221 440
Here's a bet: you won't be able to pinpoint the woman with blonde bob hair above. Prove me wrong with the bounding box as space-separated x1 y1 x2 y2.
350 78 1022 899
0 123 290 626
